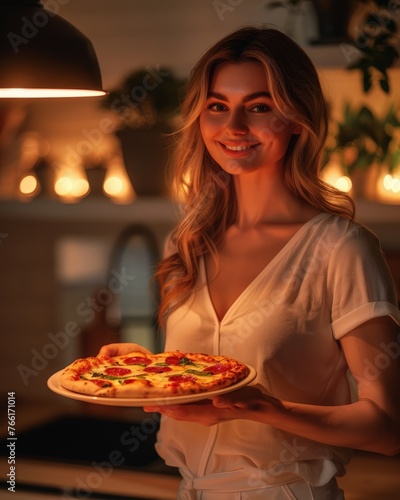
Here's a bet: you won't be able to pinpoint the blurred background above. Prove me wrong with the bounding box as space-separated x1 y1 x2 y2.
0 1 399 498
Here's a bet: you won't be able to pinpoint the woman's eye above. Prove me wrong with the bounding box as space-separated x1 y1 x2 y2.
208 103 227 112
250 104 271 113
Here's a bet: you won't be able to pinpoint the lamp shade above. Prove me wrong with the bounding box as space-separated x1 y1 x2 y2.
0 0 106 98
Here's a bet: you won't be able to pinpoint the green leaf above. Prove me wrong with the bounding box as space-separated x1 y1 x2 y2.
384 107 400 127
372 49 398 73
90 372 124 381
380 78 390 93
179 357 194 366
390 150 400 172
363 71 372 92
185 369 213 377
328 100 400 175
358 106 375 122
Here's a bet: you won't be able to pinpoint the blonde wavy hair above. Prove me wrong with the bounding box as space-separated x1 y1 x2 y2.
155 26 355 326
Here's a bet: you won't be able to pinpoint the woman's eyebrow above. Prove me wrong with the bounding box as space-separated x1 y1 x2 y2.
206 91 228 101
244 91 271 102
206 91 272 102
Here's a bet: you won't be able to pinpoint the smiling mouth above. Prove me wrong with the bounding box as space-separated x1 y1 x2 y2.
221 143 260 152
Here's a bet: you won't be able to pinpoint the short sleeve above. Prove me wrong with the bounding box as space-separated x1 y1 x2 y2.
327 226 400 339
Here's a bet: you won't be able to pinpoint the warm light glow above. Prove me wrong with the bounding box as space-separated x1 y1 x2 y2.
55 174 90 199
0 88 106 98
103 176 123 196
101 157 135 204
383 174 400 193
383 174 393 191
376 171 400 204
71 178 90 197
55 176 74 196
334 176 352 193
321 163 352 193
19 175 38 195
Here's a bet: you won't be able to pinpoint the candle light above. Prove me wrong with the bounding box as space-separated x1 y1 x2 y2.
102 157 135 203
321 162 352 193
19 174 39 196
54 167 90 202
376 170 400 203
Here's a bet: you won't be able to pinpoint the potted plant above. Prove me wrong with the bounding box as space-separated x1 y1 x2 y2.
265 0 399 92
266 1 400 199
324 103 400 197
346 0 399 93
101 67 185 197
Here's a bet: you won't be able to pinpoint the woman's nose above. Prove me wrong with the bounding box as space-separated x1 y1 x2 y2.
226 109 248 135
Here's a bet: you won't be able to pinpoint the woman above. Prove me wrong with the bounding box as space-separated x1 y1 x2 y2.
100 27 400 499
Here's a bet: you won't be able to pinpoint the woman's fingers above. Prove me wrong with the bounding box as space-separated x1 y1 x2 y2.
97 343 153 357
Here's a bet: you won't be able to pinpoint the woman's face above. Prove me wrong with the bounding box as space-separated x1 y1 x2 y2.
199 61 301 176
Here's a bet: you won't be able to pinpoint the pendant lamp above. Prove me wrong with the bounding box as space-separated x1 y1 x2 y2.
0 0 106 98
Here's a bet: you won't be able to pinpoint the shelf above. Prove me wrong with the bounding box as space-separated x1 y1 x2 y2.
0 197 399 250
1 197 399 223
0 197 180 224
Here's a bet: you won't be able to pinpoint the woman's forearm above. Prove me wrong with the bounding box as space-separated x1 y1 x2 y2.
255 396 400 456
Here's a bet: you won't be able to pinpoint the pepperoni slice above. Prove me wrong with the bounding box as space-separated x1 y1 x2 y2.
204 364 230 374
144 366 172 373
104 367 132 377
123 356 152 366
165 355 184 365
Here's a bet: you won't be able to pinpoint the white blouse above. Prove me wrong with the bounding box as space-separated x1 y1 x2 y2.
155 213 400 491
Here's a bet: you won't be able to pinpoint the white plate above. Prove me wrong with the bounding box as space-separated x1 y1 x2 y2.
47 365 256 407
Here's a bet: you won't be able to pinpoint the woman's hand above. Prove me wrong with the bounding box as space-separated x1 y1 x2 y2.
213 385 276 411
97 343 153 357
143 386 273 425
144 400 232 426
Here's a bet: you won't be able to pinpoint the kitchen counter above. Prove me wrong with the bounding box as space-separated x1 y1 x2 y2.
0 397 180 499
5 458 180 499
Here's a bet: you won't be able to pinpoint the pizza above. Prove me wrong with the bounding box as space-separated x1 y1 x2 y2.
59 351 250 399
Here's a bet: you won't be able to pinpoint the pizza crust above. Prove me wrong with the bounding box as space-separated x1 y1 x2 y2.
59 351 249 398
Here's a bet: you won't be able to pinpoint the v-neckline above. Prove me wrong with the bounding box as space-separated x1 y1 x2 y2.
202 212 329 324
